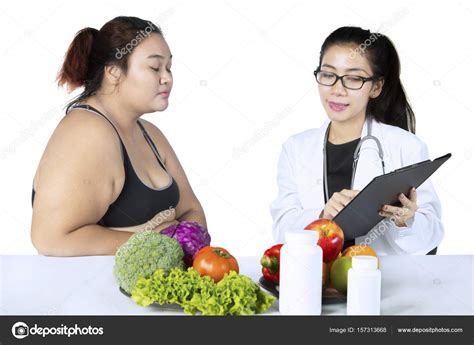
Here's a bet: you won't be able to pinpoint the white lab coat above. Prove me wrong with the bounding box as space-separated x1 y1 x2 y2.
270 118 444 255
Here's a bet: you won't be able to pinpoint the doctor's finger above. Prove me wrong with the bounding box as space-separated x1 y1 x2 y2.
324 205 340 219
381 204 402 214
332 192 352 206
379 209 406 221
410 187 417 204
340 189 360 199
378 210 392 218
399 192 416 210
328 200 345 213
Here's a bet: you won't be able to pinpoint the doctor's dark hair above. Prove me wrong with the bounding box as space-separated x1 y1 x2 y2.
319 26 416 134
56 16 162 112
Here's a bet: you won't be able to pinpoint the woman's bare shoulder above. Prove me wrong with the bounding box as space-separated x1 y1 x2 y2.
58 108 120 141
34 108 123 188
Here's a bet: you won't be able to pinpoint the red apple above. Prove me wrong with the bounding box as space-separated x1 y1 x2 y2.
304 219 344 263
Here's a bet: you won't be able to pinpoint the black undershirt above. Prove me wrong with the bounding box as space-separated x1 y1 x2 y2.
326 137 361 250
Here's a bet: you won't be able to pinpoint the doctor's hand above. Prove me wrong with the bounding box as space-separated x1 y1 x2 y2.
320 189 360 220
378 187 418 227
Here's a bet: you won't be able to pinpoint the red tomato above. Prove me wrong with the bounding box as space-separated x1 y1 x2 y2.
193 246 239 283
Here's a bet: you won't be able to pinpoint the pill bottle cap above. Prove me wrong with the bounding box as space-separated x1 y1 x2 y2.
352 256 378 270
285 230 319 244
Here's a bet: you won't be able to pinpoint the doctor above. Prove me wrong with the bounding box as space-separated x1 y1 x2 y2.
270 27 443 255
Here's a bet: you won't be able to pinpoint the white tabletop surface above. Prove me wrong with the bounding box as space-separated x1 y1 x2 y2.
0 255 472 315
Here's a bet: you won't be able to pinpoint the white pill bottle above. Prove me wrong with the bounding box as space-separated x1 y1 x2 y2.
279 231 322 315
346 256 381 315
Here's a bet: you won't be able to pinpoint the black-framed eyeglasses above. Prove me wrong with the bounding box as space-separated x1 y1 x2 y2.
314 68 378 90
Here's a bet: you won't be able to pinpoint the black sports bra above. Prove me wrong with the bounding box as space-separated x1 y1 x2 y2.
31 104 180 228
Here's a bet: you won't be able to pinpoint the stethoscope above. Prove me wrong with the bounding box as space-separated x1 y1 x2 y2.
323 119 386 202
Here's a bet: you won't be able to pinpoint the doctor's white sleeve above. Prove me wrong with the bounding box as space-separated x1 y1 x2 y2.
270 143 321 243
383 140 445 254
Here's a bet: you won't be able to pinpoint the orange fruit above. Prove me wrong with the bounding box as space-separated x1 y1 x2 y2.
342 245 379 268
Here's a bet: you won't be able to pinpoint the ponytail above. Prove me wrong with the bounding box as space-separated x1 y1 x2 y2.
56 17 162 112
319 26 416 133
56 27 98 92
366 35 415 133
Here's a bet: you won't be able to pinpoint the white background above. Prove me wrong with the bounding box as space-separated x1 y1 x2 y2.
0 0 472 256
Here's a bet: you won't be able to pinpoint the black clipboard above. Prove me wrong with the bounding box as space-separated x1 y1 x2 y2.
333 153 451 240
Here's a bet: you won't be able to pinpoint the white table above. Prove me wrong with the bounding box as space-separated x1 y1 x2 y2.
0 255 472 315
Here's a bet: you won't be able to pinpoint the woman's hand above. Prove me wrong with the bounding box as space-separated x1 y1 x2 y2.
153 220 179 232
320 189 360 219
378 187 418 227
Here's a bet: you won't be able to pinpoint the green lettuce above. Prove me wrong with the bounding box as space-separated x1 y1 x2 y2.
131 268 275 315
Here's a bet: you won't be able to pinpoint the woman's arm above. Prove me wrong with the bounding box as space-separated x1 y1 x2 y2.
31 113 138 256
32 223 134 256
140 120 207 228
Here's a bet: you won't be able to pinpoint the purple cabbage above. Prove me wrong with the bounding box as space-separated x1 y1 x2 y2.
160 221 211 266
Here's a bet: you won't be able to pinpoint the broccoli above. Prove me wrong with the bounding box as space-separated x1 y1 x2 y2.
114 231 185 293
